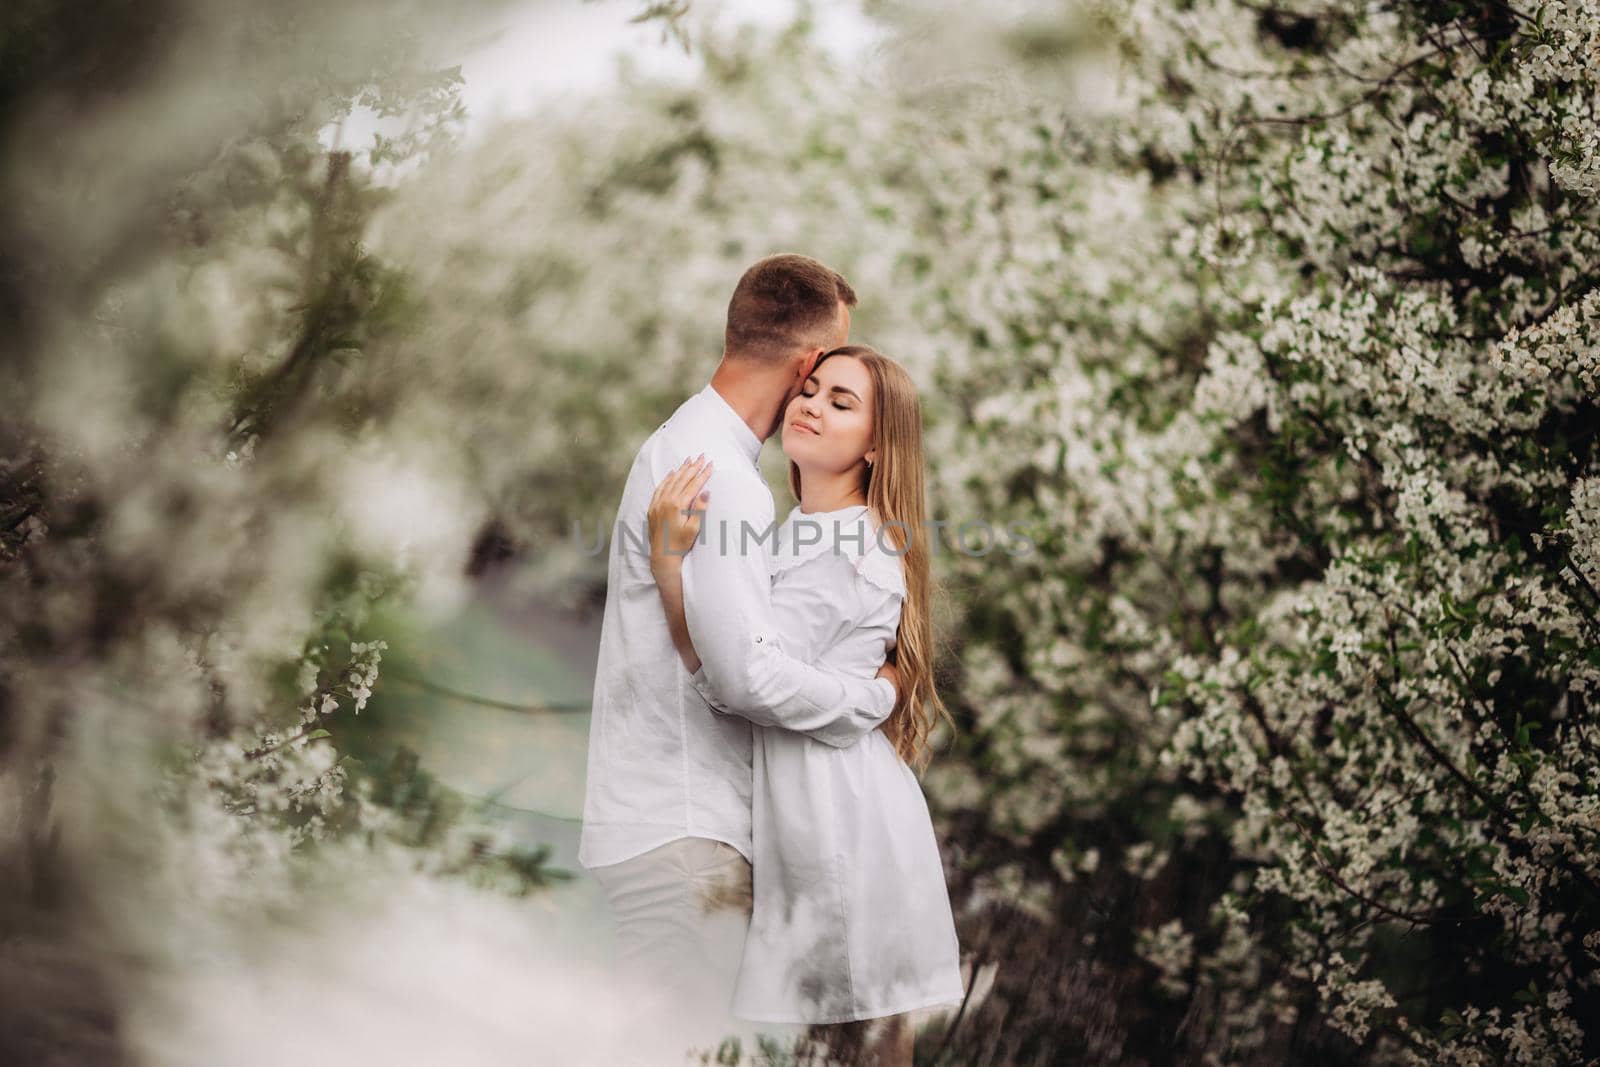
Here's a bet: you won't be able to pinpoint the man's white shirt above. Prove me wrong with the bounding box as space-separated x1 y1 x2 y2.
578 383 897 869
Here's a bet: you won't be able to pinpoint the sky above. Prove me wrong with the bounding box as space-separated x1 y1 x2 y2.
322 0 886 159
452 0 884 120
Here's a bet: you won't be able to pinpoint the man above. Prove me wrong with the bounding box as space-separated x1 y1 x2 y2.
579 254 900 1039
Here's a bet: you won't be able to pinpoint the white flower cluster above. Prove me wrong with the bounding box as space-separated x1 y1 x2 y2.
1134 917 1195 999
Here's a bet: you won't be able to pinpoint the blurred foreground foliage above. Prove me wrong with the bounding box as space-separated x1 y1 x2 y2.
1 2 564 1063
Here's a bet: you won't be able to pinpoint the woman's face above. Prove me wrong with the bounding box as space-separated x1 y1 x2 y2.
780 355 874 472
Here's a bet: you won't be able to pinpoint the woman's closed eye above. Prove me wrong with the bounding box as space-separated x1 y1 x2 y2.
801 390 851 411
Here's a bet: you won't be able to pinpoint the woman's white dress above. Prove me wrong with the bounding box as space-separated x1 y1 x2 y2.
721 502 965 1024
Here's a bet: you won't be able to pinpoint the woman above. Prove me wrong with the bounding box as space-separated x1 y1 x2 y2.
646 344 964 1064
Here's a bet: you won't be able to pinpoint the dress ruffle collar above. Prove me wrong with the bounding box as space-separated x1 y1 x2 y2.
770 504 908 600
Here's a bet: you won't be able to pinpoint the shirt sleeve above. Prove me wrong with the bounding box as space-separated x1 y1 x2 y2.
794 574 904 740
680 466 897 749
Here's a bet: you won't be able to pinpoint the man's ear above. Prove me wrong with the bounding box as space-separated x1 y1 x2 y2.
795 348 819 382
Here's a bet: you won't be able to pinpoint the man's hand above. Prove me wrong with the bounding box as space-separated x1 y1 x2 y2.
875 658 901 703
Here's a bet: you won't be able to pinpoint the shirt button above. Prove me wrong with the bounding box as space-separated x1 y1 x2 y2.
755 635 763 643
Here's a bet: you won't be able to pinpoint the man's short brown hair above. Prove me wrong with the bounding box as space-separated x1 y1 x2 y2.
724 254 858 361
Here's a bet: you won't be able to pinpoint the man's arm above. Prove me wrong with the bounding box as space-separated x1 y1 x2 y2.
679 465 896 748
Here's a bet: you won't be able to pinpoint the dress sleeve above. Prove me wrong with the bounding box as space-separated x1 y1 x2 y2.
680 467 897 748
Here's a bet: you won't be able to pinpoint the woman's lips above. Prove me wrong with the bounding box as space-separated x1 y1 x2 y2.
790 421 819 436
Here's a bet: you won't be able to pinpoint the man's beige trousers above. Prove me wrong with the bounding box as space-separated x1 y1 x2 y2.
589 837 755 1049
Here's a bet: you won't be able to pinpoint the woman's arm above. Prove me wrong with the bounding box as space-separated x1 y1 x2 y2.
646 455 713 674
647 454 902 744
652 554 700 674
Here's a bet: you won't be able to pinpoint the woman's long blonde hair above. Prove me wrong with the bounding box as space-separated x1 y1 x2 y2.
786 345 953 772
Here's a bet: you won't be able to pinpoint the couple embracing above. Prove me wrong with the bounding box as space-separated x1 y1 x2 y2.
579 253 965 1064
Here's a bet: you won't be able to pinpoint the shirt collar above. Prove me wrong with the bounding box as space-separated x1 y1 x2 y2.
698 383 762 469
787 502 870 521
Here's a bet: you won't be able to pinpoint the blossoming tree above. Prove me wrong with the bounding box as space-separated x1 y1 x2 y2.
912 0 1600 1061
